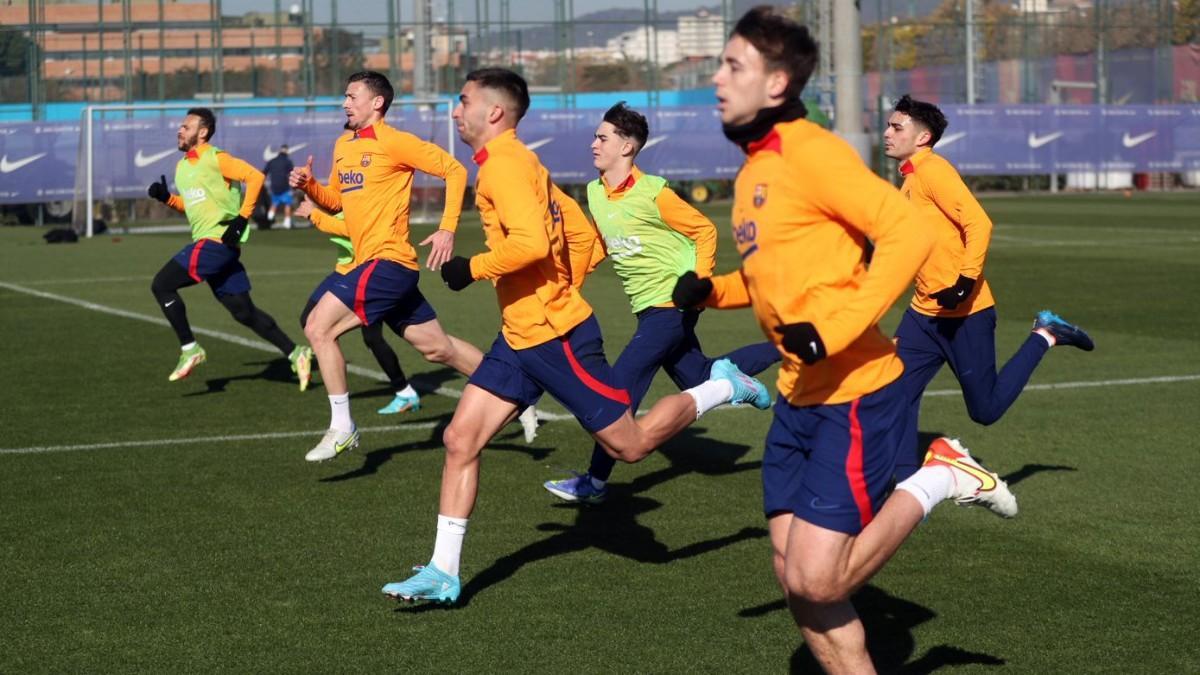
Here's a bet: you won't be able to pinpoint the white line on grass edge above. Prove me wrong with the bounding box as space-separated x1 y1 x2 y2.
2 281 1198 456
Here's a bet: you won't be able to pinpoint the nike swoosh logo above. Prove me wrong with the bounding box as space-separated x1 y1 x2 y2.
937 131 966 148
164 300 176 308
524 137 554 151
0 152 47 173
809 497 839 511
134 148 176 168
928 452 997 492
1027 132 1063 149
642 135 668 150
1122 131 1156 148
262 142 308 162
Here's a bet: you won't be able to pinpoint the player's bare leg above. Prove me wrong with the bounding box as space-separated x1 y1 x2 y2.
302 292 366 461
401 318 483 377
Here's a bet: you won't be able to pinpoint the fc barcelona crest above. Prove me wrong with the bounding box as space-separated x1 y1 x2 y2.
753 183 768 208
360 153 371 168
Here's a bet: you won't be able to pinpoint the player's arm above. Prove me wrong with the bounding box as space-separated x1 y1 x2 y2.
671 268 751 310
148 174 186 213
308 206 350 237
553 183 605 288
384 132 468 233
468 162 552 281
928 161 992 280
657 186 717 277
291 154 342 213
216 152 265 219
801 139 933 357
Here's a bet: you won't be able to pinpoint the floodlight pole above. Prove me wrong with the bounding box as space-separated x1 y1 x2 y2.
833 0 869 162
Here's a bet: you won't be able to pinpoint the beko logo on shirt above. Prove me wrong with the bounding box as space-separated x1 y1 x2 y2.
183 187 208 204
339 170 365 188
733 220 759 259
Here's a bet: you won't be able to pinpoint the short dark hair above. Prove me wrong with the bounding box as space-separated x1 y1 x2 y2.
465 68 531 121
893 95 948 146
602 101 649 153
346 70 395 115
732 6 818 100
186 107 216 141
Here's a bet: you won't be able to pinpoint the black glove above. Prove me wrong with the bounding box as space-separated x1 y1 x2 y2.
671 271 713 310
220 215 248 248
930 275 976 310
774 322 827 365
148 175 170 204
441 256 474 291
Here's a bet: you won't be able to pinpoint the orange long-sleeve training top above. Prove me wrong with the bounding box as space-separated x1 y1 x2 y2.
899 147 996 317
165 142 263 219
706 118 933 407
552 182 605 289
300 119 467 270
466 129 595 349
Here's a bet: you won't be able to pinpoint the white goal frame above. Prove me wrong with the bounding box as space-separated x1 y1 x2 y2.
78 98 456 238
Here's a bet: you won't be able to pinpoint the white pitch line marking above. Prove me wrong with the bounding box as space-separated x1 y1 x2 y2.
18 268 330 286
923 373 1200 397
0 280 573 419
0 422 440 456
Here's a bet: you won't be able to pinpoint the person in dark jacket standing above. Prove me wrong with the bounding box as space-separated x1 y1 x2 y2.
263 144 295 228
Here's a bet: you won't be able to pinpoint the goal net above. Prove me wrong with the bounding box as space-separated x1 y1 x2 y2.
72 98 456 237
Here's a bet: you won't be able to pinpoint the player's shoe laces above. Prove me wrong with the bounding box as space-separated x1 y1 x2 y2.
518 406 539 443
923 437 1018 518
1033 310 1094 351
382 564 461 604
289 345 314 392
544 472 608 504
305 427 359 462
378 391 420 415
168 344 207 382
710 358 771 409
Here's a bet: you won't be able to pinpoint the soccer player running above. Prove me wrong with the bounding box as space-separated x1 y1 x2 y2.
542 101 781 504
882 94 1094 480
146 107 312 387
381 68 771 605
296 197 420 415
287 70 485 462
262 144 295 229
671 9 1016 672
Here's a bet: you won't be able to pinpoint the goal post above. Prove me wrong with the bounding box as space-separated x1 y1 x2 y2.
74 98 457 238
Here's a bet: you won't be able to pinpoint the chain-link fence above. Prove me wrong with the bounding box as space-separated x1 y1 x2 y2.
4 1 1196 121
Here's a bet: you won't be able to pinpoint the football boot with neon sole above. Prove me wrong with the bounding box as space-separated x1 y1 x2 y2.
168 344 207 382
305 427 359 462
923 437 1018 518
289 345 314 392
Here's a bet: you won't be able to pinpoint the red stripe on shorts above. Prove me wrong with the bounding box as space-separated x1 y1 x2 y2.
187 239 207 283
561 339 631 406
846 399 873 527
353 260 380 325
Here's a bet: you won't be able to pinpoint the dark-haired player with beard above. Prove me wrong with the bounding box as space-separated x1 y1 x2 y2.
147 107 312 387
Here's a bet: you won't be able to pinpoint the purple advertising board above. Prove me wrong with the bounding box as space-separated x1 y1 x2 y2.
1 104 1199 206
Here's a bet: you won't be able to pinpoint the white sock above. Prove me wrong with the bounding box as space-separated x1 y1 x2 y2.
1034 328 1056 347
895 466 954 517
432 514 468 577
181 341 197 352
328 393 353 433
683 379 734 418
397 384 417 398
589 475 607 490
283 216 292 228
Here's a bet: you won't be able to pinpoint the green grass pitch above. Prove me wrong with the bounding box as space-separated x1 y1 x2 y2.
1 192 1198 672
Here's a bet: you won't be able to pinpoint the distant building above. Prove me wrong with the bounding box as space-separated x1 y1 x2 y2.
607 26 679 65
677 10 725 60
